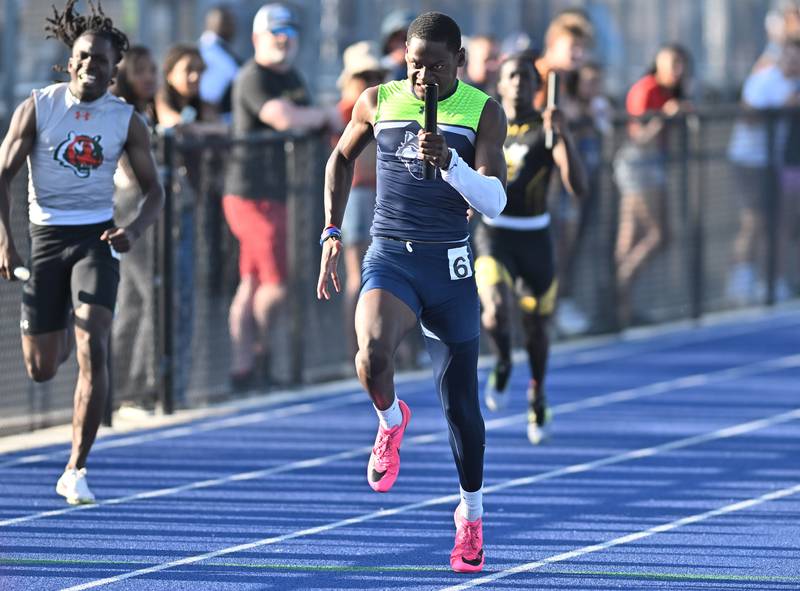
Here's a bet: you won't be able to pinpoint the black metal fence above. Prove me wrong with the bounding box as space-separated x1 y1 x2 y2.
0 105 797 435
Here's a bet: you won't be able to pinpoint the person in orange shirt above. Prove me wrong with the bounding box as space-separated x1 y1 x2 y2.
335 42 386 357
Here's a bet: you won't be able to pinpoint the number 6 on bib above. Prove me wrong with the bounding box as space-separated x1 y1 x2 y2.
447 245 473 280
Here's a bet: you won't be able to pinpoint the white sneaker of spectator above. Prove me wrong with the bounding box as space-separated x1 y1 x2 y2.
556 298 589 336
775 277 794 303
726 264 758 307
56 467 96 505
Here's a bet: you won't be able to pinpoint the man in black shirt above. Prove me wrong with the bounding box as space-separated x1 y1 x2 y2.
223 3 339 389
473 53 586 444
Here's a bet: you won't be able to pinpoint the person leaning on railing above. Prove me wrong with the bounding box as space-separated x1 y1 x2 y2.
612 44 693 328
223 4 341 392
334 42 386 361
726 36 800 306
154 43 225 406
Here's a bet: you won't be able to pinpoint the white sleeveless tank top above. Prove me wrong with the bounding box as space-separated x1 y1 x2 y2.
27 83 134 225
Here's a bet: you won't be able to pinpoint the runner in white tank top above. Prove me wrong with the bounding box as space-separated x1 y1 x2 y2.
0 2 164 505
28 82 133 225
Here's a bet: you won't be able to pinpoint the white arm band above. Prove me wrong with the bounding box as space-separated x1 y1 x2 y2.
440 148 507 219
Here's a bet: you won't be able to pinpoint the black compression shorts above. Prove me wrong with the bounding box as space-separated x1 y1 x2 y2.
473 222 557 315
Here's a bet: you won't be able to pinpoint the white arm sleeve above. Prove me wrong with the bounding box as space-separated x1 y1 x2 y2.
440 148 507 219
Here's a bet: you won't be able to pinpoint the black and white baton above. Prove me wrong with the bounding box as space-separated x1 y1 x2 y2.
424 83 438 180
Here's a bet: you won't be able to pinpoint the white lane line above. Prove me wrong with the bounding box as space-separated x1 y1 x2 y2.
464 353 800 432
57 407 800 591
3 313 797 467
0 392 366 470
3 353 799 528
438 482 800 591
548 314 800 369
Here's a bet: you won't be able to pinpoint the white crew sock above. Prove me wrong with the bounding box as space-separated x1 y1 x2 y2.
460 486 483 521
374 396 403 429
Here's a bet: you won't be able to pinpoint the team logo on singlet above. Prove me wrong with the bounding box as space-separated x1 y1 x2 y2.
504 142 529 182
54 131 104 178
395 131 425 180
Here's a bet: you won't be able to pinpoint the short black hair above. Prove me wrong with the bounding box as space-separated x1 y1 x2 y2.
406 12 461 54
46 0 129 65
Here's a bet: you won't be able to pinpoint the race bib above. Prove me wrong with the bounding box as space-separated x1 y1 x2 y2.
447 245 472 281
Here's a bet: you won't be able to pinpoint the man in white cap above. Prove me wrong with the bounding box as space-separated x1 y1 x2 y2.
223 3 340 390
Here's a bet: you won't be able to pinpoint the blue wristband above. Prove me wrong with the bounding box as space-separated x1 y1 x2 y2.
319 226 342 245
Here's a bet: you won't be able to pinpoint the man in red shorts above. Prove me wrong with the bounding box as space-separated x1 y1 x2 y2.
223 3 339 389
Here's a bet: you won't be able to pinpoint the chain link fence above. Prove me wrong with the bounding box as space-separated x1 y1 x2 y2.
1 106 797 434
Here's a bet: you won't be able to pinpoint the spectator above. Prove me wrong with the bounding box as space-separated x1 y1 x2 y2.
463 35 500 96
727 37 800 305
613 44 692 327
500 31 533 57
110 46 159 415
753 1 800 73
336 42 385 358
533 12 593 111
380 9 415 81
198 4 242 123
156 44 218 131
155 44 220 405
223 3 340 391
532 12 593 334
556 61 613 335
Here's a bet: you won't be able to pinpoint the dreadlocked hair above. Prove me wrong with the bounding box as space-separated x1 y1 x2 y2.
46 0 129 67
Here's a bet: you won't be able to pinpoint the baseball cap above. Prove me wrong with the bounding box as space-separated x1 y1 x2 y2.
253 3 299 35
380 10 415 39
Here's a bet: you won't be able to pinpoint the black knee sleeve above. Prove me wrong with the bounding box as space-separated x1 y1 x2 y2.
424 335 485 492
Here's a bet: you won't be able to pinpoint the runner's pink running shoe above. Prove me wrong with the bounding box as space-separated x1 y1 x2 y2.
450 505 485 573
367 400 411 492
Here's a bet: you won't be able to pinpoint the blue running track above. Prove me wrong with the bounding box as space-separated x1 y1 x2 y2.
1 309 799 590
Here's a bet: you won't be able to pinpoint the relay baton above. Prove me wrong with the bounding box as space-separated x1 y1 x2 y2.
13 266 30 281
424 83 438 180
545 70 559 149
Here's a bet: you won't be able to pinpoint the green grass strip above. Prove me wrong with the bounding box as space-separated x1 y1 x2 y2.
542 568 800 583
2 557 799 583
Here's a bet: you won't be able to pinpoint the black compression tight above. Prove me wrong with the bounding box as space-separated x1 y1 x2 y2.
424 335 485 492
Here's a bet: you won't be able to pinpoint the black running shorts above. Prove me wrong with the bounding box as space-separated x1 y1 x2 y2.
20 220 120 335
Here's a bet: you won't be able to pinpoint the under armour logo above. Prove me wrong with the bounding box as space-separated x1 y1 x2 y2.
74 111 90 121
418 105 425 114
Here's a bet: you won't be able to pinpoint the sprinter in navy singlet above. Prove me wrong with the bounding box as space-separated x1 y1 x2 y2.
317 12 507 573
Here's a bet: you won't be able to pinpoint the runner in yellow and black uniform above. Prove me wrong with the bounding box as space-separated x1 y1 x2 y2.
473 52 587 444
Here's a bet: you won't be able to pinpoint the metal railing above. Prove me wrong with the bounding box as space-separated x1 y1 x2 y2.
0 104 797 435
